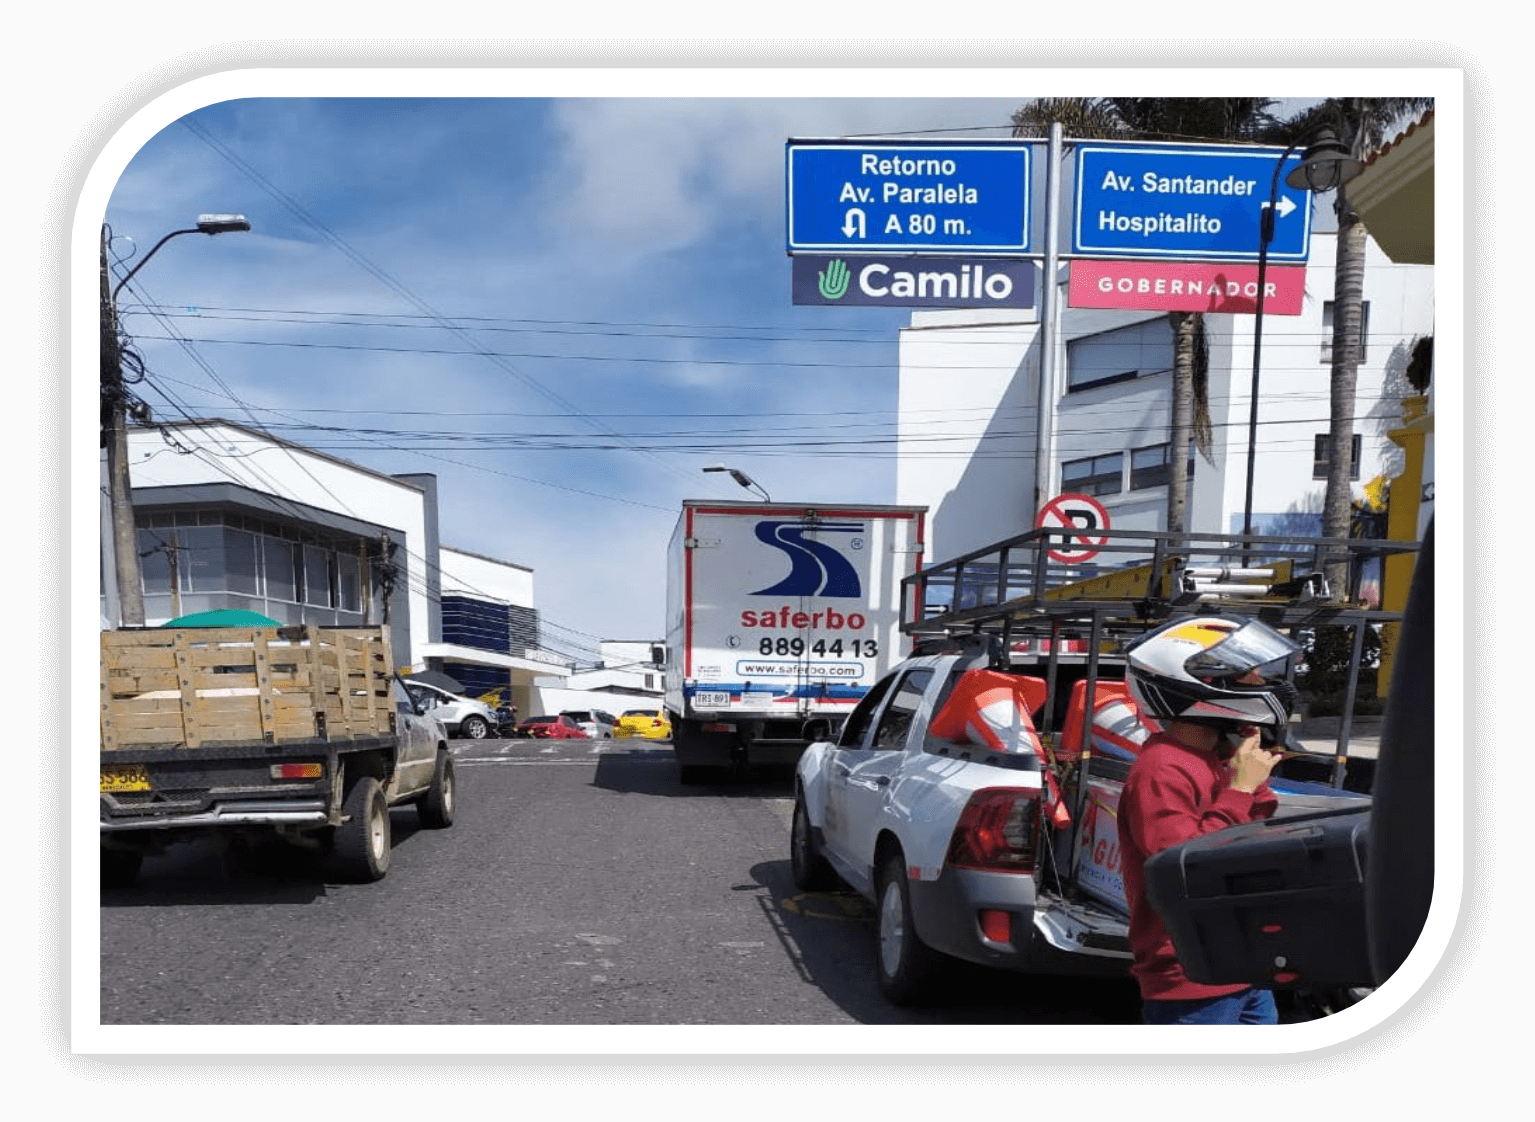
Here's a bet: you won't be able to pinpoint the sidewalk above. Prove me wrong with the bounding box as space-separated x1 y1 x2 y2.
1294 715 1383 760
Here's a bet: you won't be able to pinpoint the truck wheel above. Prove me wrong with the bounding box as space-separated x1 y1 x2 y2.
875 852 942 1006
101 847 142 890
460 715 489 740
790 791 837 891
333 776 391 882
418 751 456 829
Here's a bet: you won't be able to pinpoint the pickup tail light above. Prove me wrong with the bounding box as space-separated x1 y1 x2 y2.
947 787 1041 873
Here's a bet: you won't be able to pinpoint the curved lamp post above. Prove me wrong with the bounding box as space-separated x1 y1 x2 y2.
702 463 772 502
1242 131 1363 544
103 214 251 626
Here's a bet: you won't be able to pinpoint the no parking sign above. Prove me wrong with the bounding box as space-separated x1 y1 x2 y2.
1036 493 1111 564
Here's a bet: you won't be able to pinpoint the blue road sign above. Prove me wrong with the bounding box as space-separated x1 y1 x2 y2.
786 141 1031 255
1074 143 1315 262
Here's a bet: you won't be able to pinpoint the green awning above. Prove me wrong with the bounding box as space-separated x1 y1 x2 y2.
161 609 283 628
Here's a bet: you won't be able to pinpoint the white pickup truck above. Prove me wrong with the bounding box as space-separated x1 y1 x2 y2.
791 637 1370 1005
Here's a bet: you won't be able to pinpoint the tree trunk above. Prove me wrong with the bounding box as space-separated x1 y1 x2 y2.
1323 193 1368 596
1167 311 1196 534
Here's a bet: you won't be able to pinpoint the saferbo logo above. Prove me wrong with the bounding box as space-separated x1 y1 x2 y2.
750 521 863 598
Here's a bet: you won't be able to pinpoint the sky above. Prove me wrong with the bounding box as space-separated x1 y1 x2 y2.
77 67 1455 666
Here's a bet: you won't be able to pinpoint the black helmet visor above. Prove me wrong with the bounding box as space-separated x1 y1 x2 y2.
1184 620 1300 687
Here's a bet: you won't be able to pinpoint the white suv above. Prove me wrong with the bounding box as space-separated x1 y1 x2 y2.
402 679 499 740
561 709 617 740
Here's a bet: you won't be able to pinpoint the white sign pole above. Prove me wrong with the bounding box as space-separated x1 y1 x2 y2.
1035 122 1064 519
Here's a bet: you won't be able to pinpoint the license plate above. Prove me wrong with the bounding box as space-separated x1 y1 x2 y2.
100 764 151 793
693 691 731 708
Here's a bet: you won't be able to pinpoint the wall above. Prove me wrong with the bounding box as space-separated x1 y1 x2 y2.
896 232 1435 565
126 419 431 663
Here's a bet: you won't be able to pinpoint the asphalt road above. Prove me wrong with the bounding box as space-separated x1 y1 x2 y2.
98 736 1147 1026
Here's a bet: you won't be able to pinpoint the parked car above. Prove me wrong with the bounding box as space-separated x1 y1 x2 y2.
561 709 617 740
615 708 672 740
401 678 499 740
517 714 589 740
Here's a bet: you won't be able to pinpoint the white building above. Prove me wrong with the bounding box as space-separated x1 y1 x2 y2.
531 639 664 720
105 417 569 708
896 230 1435 565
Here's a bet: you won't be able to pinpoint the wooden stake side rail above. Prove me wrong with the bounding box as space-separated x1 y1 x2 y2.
101 625 393 751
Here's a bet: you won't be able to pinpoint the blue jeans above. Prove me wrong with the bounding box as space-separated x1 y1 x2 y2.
1143 989 1278 1025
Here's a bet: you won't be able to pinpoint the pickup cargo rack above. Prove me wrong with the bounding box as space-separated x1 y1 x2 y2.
901 527 1420 791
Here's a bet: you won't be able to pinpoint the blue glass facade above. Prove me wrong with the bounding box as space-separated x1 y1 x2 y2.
440 595 541 703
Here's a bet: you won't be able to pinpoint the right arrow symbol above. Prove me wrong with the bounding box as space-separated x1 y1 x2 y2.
1272 196 1297 219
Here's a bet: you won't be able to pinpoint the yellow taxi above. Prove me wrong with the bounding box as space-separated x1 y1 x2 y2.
614 708 672 740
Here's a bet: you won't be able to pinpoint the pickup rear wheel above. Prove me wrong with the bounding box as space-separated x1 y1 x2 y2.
875 852 942 1006
460 715 489 740
333 776 391 882
418 751 456 829
790 791 837 891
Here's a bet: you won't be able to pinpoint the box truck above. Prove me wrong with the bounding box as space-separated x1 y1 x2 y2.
663 500 926 783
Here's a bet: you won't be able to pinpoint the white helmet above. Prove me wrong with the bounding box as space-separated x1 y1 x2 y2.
1124 616 1301 732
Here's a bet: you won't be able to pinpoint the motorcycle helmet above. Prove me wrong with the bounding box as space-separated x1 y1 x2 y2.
1123 616 1301 734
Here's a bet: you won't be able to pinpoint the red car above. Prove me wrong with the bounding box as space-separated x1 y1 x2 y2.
517 714 589 740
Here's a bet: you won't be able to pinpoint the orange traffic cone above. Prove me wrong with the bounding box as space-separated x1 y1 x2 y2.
929 670 1047 756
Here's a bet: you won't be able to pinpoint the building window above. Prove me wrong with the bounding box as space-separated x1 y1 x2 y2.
132 508 369 622
1313 433 1362 481
1321 300 1370 363
1061 452 1123 496
443 595 510 654
1067 318 1172 391
303 544 335 607
1129 443 1197 491
337 553 362 613
263 537 299 602
225 529 259 595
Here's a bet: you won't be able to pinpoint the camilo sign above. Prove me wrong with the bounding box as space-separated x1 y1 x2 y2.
792 254 1034 308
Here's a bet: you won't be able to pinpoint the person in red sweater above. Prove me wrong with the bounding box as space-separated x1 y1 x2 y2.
1119 615 1301 1025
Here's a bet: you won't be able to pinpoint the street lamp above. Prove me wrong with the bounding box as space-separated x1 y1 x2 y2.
102 214 251 626
1242 131 1363 545
703 463 772 502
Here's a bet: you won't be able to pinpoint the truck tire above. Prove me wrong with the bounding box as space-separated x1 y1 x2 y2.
459 714 489 740
790 790 837 891
101 847 142 890
333 776 391 882
875 851 942 1006
418 751 456 829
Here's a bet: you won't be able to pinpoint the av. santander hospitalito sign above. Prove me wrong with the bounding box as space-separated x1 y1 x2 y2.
1074 142 1314 262
1069 260 1307 315
786 140 1031 254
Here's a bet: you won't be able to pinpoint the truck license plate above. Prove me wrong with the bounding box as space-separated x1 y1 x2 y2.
693 691 731 708
100 764 151 793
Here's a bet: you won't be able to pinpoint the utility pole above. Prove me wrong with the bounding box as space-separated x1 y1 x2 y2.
102 224 146 627
100 214 251 629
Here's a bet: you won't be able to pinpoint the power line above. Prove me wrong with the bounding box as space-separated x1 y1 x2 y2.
180 117 712 494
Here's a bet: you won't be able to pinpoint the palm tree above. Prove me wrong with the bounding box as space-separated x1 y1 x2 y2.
1012 98 1279 533
1271 98 1433 590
